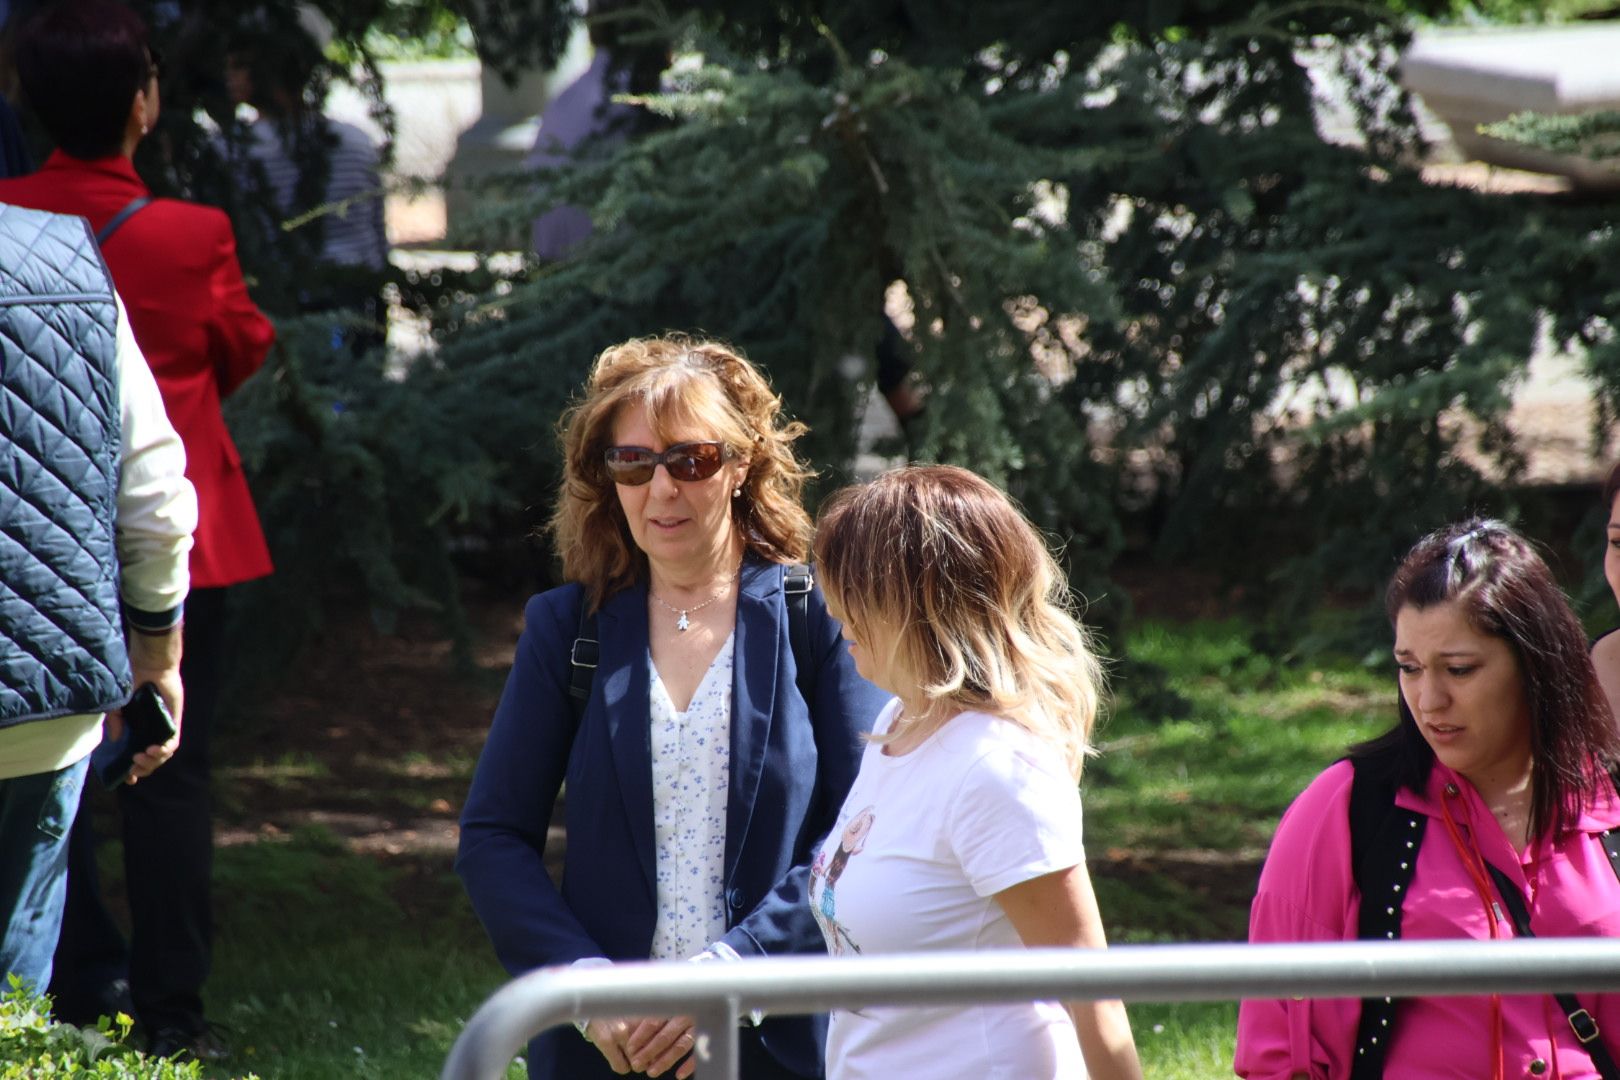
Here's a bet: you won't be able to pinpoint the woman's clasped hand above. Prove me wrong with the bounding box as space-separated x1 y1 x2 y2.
579 1015 698 1079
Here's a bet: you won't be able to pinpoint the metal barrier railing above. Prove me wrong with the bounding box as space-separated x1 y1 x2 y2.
440 938 1620 1080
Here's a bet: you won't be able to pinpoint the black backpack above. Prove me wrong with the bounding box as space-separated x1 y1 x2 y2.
1346 746 1620 1079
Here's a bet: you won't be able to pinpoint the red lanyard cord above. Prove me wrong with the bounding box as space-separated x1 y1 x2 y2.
1440 784 1507 1080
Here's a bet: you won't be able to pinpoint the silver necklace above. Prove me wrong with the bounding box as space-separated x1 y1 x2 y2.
651 575 735 632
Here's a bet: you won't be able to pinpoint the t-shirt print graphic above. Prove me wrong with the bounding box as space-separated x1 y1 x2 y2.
811 805 875 956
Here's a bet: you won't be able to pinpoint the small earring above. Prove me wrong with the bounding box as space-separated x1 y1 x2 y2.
733 486 742 499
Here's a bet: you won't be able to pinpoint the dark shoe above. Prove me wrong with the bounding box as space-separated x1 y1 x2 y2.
147 1022 230 1063
53 977 134 1027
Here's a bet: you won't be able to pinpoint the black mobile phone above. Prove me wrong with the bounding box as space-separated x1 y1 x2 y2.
90 683 177 788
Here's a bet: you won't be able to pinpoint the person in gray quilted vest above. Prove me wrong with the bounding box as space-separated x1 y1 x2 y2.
0 201 196 997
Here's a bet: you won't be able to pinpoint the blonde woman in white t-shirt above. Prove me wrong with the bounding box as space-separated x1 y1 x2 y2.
808 464 1142 1080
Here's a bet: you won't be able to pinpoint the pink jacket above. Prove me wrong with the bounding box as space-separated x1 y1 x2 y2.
1236 759 1620 1079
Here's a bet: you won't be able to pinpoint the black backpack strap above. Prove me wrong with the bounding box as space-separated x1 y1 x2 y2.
784 563 814 711
568 600 599 731
1486 862 1620 1079
1347 750 1426 1080
1600 764 1620 885
95 196 152 246
567 567 812 726
1603 827 1620 886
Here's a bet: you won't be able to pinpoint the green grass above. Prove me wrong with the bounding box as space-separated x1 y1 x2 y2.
1089 621 1389 857
185 829 519 1080
42 821 515 1078
1088 619 1396 1077
60 618 1391 1078
1133 1001 1243 1080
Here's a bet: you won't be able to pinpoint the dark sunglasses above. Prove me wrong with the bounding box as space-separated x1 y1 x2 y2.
603 441 732 485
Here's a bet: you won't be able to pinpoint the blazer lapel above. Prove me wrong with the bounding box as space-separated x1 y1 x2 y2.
596 582 658 901
726 559 782 885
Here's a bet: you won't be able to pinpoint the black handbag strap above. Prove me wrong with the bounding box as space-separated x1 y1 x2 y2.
95 196 152 246
1486 859 1620 1079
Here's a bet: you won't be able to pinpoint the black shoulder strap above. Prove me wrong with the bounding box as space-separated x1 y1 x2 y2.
1347 750 1426 1080
95 196 152 246
1598 763 1620 887
564 565 816 726
567 599 599 733
1486 861 1620 1080
784 563 814 711
1603 764 1620 884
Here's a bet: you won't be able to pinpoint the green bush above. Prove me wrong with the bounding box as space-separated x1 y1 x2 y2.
0 976 257 1079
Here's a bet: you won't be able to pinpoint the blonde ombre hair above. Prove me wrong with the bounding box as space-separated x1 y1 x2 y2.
551 335 814 610
813 465 1103 778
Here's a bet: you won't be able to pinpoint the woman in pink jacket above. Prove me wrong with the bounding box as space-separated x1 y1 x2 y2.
1237 519 1620 1080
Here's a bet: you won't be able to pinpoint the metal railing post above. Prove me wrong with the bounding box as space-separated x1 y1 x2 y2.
691 996 740 1080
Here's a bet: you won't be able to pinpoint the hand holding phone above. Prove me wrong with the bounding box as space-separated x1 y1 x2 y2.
91 682 178 787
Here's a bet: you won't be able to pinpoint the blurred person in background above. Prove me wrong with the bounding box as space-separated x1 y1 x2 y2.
0 0 275 1060
528 5 924 434
0 0 33 177
223 4 389 356
526 0 670 261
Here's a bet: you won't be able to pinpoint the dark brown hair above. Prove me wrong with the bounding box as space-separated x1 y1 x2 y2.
1357 518 1620 836
17 0 150 160
1602 460 1620 517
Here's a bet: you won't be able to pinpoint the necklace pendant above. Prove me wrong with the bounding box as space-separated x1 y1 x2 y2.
676 611 690 632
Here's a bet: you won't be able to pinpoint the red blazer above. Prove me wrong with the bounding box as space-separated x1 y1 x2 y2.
0 153 275 587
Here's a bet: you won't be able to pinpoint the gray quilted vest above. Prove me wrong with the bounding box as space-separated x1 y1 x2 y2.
0 203 130 727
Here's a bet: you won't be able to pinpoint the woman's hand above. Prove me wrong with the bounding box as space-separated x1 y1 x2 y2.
625 1016 698 1078
996 862 1145 1080
583 1018 637 1074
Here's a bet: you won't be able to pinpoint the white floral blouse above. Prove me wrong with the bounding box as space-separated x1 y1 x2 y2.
647 632 734 960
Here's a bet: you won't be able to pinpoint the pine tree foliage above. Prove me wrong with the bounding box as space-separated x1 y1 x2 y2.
1484 109 1620 165
33 0 1620 667
437 0 1583 628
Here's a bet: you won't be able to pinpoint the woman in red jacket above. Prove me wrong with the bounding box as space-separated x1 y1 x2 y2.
0 0 275 1061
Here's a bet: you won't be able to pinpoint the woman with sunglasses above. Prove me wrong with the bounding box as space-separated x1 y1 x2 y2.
458 335 888 1080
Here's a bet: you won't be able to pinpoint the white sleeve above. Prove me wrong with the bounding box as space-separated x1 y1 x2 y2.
113 292 196 626
945 734 1086 898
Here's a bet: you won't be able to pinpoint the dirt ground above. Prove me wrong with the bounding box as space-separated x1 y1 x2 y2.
213 579 523 862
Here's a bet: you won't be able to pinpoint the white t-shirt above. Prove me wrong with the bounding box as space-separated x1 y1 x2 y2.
809 700 1088 1080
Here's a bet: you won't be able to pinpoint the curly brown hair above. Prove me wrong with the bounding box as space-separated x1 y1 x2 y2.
551 335 814 610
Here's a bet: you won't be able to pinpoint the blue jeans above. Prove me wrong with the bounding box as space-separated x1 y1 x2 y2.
0 757 88 994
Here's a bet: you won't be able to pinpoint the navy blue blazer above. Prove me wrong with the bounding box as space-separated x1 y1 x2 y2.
457 557 887 1079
